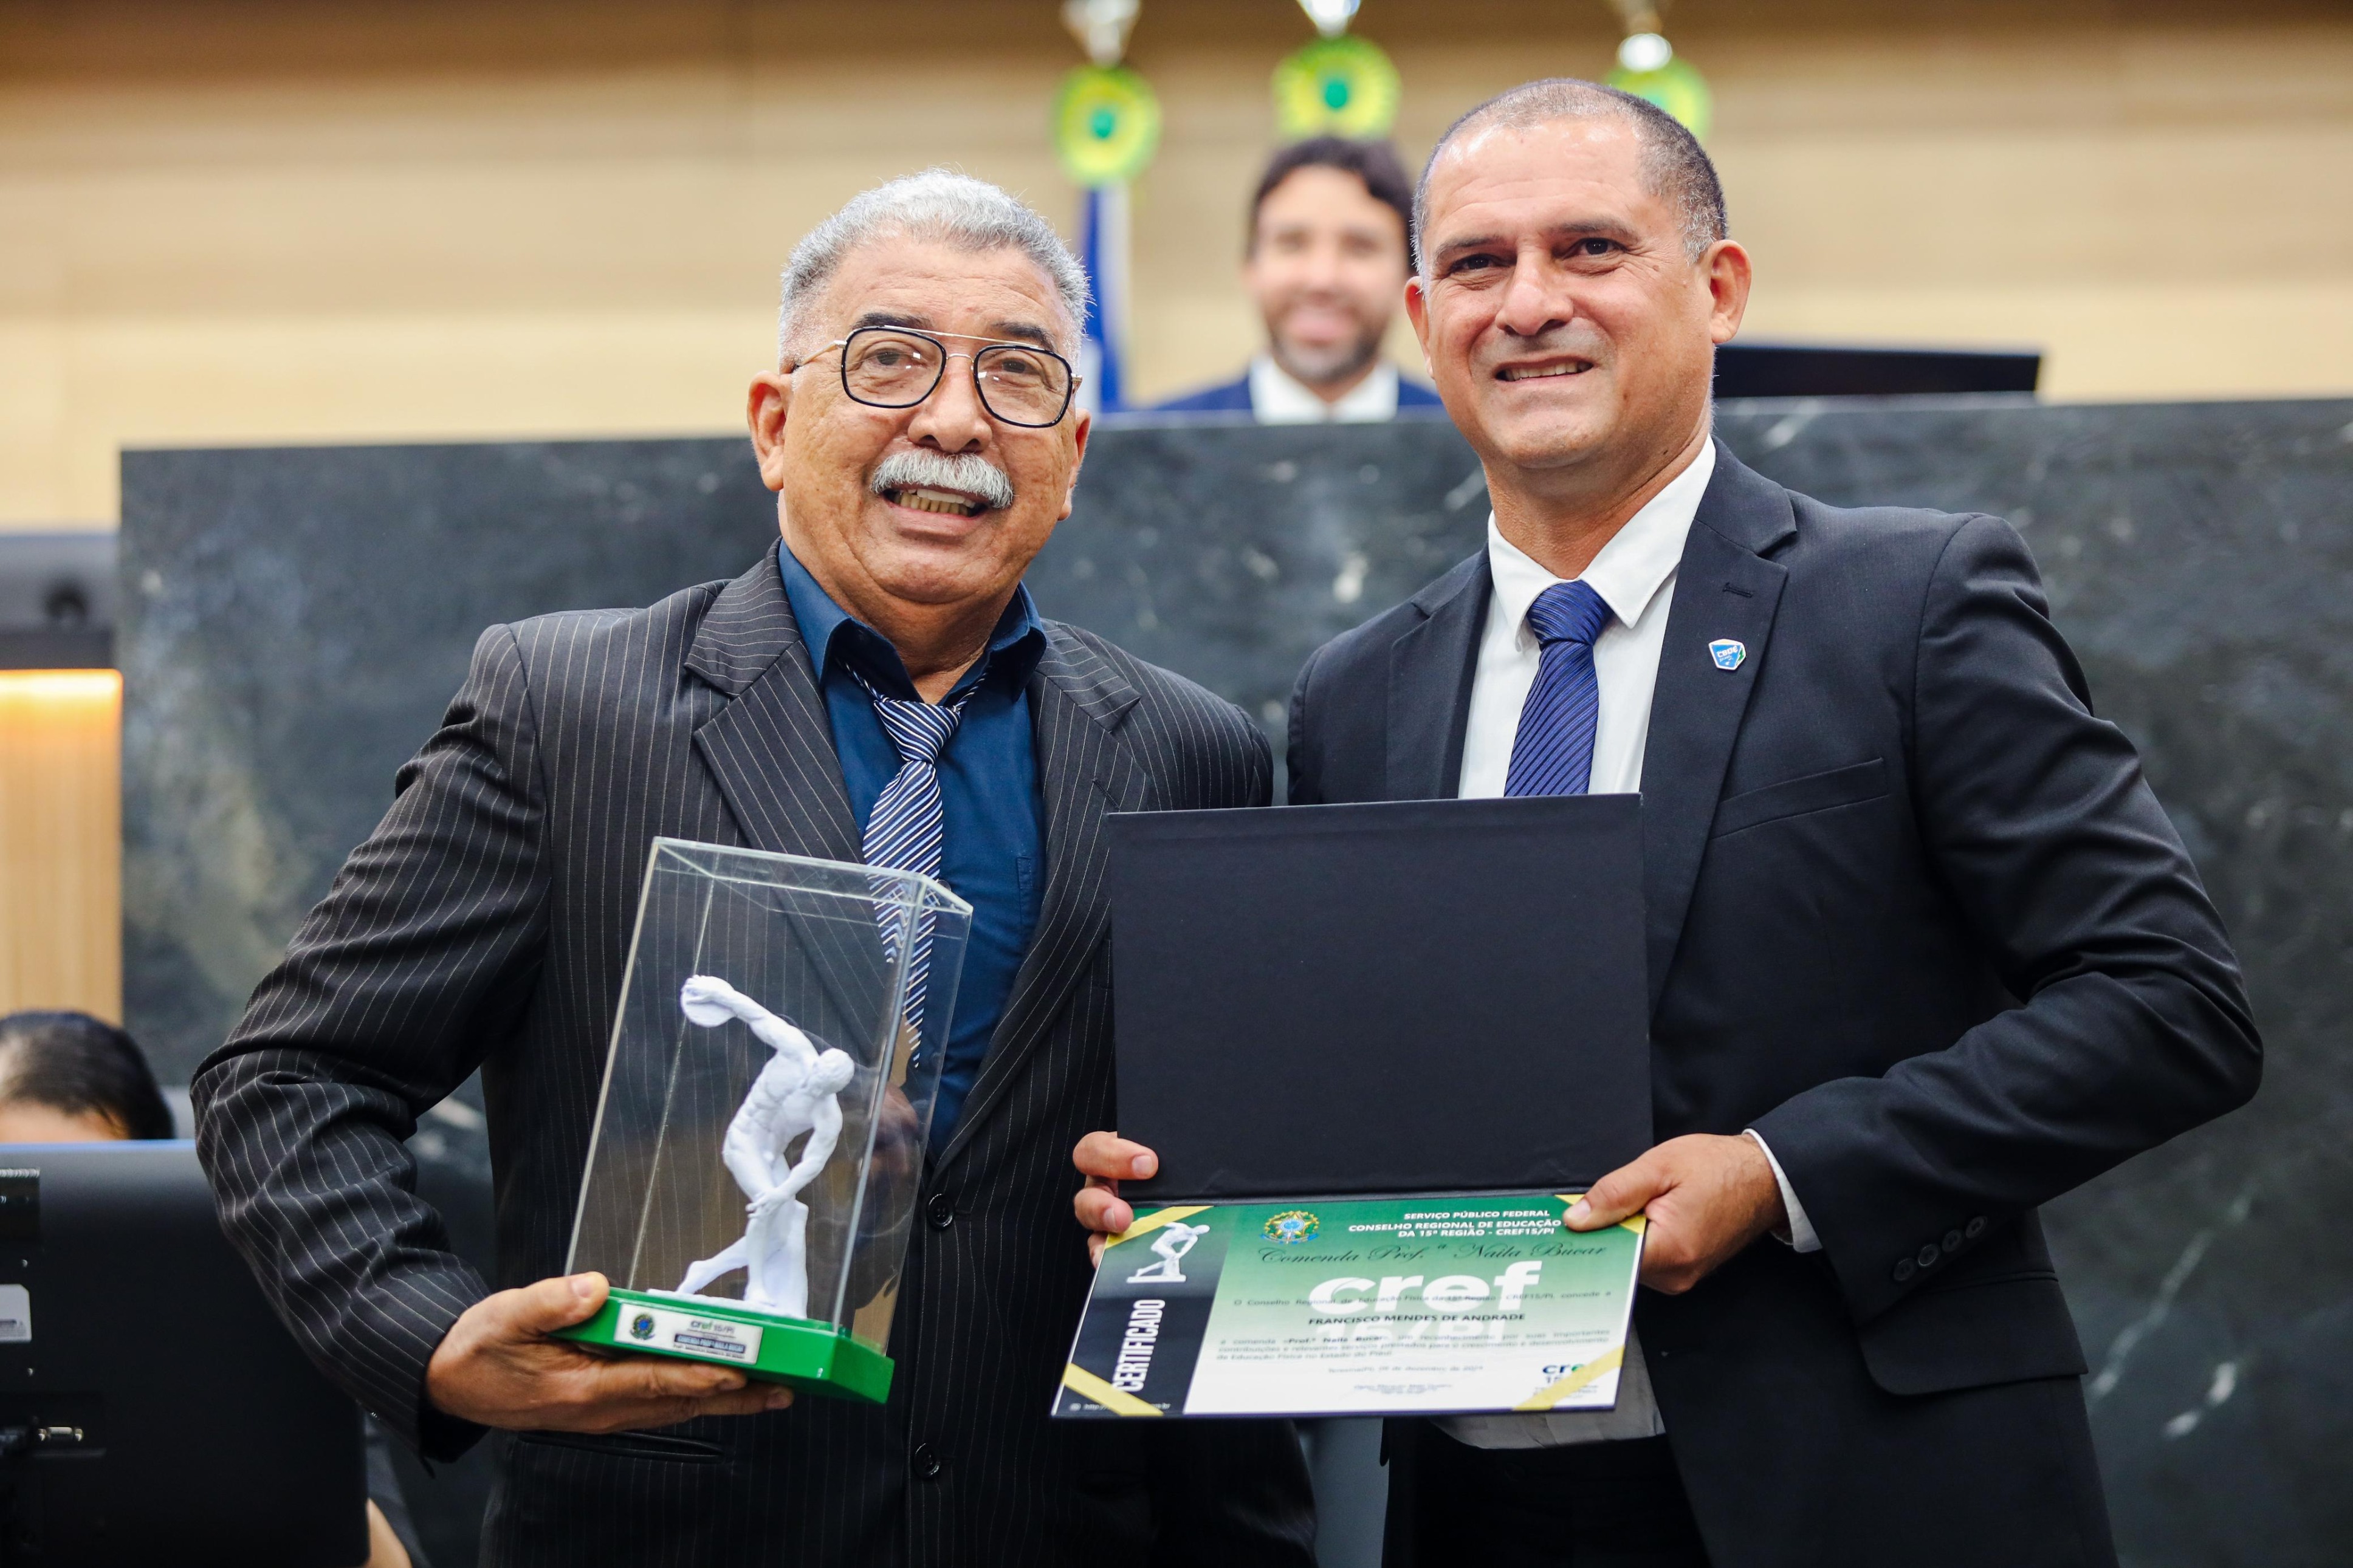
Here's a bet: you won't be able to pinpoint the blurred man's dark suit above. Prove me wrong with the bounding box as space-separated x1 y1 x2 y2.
1286 443 2259 1568
193 549 1315 1567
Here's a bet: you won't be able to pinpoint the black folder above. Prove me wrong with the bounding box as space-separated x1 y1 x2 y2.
1109 795 1652 1202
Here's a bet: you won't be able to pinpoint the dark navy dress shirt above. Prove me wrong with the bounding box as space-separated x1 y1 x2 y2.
778 544 1046 1149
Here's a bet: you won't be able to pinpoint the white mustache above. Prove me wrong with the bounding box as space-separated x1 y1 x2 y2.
868 449 1016 512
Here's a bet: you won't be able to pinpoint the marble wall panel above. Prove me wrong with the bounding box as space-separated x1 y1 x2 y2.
120 397 2353 1566
119 437 775 1082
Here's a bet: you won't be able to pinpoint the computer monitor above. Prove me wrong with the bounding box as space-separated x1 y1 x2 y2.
0 1140 366 1566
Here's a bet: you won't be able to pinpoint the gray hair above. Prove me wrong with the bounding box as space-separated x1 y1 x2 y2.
775 169 1091 364
1413 78 1728 272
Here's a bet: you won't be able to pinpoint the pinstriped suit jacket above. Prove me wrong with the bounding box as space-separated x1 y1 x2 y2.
192 549 1316 1567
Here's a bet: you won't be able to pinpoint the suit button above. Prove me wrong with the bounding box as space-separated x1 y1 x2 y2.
926 1193 955 1230
1894 1258 1917 1282
1965 1215 1987 1239
1942 1230 1963 1253
1915 1244 1940 1269
913 1442 944 1481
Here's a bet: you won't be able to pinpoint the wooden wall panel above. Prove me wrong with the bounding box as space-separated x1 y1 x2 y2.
0 671 121 1021
1 0 2348 532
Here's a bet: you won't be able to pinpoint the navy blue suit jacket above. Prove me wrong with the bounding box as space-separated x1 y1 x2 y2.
1289 443 2259 1568
1150 370 1444 415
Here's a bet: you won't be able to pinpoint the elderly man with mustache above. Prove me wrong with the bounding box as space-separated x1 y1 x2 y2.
194 170 1316 1567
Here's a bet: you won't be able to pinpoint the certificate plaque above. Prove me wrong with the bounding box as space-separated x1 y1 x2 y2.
1070 798 1656 1420
1055 1193 1643 1419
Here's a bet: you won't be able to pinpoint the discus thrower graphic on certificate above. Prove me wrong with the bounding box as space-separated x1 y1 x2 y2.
1125 1221 1210 1285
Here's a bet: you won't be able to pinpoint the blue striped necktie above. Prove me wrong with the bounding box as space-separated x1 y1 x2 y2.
853 673 972 1043
1504 579 1612 797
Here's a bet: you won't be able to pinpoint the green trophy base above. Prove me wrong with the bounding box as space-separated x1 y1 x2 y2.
555 1288 894 1405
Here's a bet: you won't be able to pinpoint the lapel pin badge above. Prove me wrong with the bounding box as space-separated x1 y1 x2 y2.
1708 639 1747 671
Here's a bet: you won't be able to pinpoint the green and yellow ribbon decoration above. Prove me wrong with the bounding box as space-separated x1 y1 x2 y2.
1273 34 1400 142
1054 64 1161 188
1604 14 1711 140
1607 55 1710 140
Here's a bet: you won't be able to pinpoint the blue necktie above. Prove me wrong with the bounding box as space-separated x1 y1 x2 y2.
854 674 972 1044
1504 580 1612 797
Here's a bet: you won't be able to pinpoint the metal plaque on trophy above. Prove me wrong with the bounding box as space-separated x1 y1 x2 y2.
554 838 972 1405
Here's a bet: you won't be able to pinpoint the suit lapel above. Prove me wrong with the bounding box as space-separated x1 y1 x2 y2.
685 551 860 863
1638 446 1795 1012
935 626 1145 1169
1384 553 1491 801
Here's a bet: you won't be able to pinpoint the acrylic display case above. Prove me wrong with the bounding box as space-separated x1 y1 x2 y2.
553 839 970 1404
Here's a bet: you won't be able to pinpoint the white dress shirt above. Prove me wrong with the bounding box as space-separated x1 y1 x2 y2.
1441 439 1818 1450
1247 355 1400 423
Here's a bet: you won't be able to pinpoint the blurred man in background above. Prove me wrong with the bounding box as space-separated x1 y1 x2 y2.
1155 137 1440 422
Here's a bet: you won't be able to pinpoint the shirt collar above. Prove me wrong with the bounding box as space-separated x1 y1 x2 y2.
1485 437 1717 651
778 541 1045 702
1247 355 1401 424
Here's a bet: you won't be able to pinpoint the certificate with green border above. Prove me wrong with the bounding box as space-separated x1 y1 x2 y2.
1053 1193 1644 1419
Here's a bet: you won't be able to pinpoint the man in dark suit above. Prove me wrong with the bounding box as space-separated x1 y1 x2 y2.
1153 137 1443 422
1079 81 2259 1566
194 169 1314 1567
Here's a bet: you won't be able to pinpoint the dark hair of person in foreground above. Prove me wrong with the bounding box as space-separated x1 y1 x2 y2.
0 1010 176 1140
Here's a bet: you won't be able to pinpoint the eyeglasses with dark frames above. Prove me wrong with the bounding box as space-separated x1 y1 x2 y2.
795 326 1081 428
